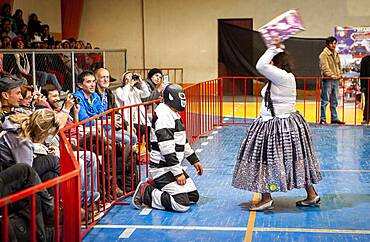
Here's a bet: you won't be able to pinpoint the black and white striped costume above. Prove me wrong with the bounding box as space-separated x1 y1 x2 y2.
141 103 199 212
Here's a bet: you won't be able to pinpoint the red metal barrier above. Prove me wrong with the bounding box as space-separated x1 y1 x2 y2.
184 79 222 144
0 132 81 242
59 99 159 237
217 76 370 126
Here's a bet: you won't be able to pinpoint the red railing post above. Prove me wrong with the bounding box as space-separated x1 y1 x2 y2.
219 77 224 125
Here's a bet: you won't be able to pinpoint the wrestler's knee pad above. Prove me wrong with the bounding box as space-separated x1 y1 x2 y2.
188 190 199 203
172 193 190 212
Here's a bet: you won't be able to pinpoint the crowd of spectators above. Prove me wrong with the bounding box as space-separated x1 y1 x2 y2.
0 3 168 241
0 3 102 92
0 3 93 50
0 65 165 240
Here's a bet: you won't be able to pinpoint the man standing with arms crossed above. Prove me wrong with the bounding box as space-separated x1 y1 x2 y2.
319 36 345 124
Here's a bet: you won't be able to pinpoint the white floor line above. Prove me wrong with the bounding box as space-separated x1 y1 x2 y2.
95 224 246 231
195 148 203 153
139 207 152 216
201 142 208 146
118 228 136 238
212 131 218 134
96 224 370 235
207 136 214 140
223 118 230 121
217 126 223 129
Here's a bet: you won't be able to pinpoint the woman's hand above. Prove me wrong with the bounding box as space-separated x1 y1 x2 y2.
271 37 284 49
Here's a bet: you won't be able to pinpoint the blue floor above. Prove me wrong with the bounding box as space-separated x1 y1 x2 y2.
83 124 370 242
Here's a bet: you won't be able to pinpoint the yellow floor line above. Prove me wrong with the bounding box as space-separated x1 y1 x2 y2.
253 227 370 234
244 193 259 242
321 169 370 173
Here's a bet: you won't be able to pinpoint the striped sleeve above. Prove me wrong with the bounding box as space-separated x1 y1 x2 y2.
184 141 199 165
154 113 183 177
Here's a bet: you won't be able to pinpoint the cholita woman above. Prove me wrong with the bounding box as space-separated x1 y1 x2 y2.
232 39 322 211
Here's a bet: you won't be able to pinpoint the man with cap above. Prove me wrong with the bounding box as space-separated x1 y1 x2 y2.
0 75 23 124
132 84 203 212
141 68 165 102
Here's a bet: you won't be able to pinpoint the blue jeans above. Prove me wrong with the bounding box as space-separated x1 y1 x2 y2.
107 128 138 145
320 79 339 122
74 151 99 205
36 71 63 91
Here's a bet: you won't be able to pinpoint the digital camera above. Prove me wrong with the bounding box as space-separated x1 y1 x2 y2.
69 95 80 104
132 74 140 81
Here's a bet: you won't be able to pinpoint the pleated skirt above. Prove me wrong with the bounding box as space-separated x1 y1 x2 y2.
232 112 322 193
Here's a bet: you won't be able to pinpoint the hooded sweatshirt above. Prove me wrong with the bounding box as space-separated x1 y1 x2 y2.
0 118 34 170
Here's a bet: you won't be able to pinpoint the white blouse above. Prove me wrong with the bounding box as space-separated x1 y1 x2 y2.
115 82 151 125
256 47 296 121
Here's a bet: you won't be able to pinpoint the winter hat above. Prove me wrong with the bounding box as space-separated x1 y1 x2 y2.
147 68 162 80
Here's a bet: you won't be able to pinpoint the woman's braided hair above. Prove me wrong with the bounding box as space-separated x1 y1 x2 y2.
264 51 293 117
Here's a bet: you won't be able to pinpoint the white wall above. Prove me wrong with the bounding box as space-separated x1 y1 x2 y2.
80 0 370 82
13 0 61 33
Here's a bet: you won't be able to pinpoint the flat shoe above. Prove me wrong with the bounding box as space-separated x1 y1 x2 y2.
296 196 321 207
249 200 274 211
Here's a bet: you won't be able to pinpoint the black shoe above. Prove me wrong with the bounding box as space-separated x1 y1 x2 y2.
319 120 327 125
331 120 345 124
131 180 148 209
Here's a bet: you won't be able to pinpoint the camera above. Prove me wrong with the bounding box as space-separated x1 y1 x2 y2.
132 74 140 81
71 95 80 104
68 94 80 105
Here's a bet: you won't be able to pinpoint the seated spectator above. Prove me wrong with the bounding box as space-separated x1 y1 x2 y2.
27 13 42 37
41 84 79 125
40 83 99 207
0 163 55 241
30 36 62 91
95 67 137 145
14 84 34 115
1 17 16 39
0 3 13 24
41 24 54 47
61 39 70 49
18 23 30 48
1 35 12 48
68 38 77 49
141 68 165 102
73 70 104 125
0 109 60 195
12 9 24 34
116 71 150 146
3 36 62 90
0 76 23 123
